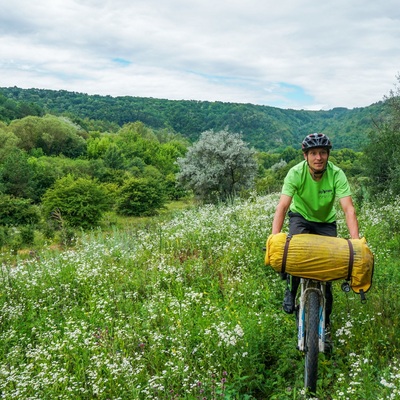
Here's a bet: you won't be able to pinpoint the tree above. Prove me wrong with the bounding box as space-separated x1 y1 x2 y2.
385 74 400 131
0 94 43 122
281 146 301 163
176 129 257 202
0 148 34 198
28 156 66 202
116 176 167 216
363 124 400 197
42 175 110 229
103 143 126 169
0 194 41 249
329 149 363 177
155 141 187 175
363 75 400 197
8 115 87 157
86 135 113 159
0 128 20 161
0 194 40 226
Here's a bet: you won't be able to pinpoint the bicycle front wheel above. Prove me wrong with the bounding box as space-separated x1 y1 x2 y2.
304 290 319 394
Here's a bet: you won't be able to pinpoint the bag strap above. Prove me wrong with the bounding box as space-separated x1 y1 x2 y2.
281 235 292 274
346 239 354 281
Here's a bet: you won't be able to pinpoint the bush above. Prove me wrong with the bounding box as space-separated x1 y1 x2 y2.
0 148 34 198
0 226 9 248
116 177 167 216
19 225 36 246
42 175 110 229
0 194 40 226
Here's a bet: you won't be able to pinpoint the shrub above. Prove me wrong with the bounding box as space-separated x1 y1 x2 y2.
0 194 40 226
0 226 9 248
42 175 110 229
19 225 36 246
116 177 167 216
0 148 34 199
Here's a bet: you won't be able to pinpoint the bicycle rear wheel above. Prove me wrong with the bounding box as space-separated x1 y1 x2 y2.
304 290 319 394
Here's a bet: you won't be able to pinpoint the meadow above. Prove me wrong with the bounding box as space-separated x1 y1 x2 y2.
0 193 399 399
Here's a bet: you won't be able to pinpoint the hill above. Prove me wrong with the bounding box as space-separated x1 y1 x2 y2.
0 86 386 152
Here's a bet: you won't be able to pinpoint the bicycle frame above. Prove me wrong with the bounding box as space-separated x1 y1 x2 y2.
296 278 327 353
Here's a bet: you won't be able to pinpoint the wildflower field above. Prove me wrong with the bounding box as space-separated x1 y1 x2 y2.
1 194 400 399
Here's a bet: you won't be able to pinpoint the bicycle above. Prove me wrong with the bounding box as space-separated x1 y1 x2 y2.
295 278 327 394
264 232 373 395
296 278 351 395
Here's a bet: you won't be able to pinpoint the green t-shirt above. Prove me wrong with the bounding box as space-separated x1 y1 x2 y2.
281 160 352 223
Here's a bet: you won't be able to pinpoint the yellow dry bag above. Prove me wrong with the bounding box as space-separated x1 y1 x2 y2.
264 233 374 294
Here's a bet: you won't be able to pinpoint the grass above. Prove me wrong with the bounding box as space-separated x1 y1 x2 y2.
0 193 399 399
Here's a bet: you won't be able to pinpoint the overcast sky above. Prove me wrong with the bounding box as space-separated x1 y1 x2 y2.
1 0 399 110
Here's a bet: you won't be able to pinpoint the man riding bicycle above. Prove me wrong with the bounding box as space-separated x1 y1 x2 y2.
271 133 360 327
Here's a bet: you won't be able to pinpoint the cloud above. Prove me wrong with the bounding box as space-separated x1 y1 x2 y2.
0 0 399 110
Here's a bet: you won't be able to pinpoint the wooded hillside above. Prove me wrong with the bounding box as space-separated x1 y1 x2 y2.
0 86 386 151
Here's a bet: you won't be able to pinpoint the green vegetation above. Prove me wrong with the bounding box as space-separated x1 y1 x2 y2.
0 78 399 398
0 194 399 399
0 113 191 249
0 82 397 251
0 86 387 152
116 175 168 217
0 194 40 226
0 108 363 251
177 129 257 202
41 175 111 229
363 84 400 199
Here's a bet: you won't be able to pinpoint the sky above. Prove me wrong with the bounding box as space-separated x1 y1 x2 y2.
1 0 400 110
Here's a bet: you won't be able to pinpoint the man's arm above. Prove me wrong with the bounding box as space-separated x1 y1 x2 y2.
339 196 360 239
272 194 292 234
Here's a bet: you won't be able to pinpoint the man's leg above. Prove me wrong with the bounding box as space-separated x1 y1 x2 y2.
283 275 300 313
308 220 337 327
282 213 336 316
282 212 309 313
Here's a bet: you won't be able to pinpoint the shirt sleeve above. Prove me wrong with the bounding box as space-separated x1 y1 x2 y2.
281 167 297 197
335 169 352 198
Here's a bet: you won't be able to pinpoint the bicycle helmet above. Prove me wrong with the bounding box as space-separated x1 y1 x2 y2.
302 133 332 152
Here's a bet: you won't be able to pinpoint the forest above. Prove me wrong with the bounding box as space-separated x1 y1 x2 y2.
0 86 387 151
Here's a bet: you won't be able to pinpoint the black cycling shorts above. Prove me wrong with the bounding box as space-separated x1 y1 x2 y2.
288 211 337 237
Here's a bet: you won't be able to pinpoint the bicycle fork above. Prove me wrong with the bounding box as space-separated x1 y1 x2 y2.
297 279 326 353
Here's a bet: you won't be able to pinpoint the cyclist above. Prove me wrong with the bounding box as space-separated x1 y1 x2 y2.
271 133 360 327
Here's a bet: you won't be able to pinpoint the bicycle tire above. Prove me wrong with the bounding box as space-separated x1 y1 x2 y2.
304 290 319 394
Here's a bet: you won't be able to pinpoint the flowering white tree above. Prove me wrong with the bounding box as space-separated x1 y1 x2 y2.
176 129 257 202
